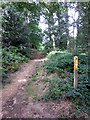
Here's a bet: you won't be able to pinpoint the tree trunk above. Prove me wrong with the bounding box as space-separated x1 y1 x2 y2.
52 35 56 50
88 4 90 54
88 3 90 84
65 1 70 51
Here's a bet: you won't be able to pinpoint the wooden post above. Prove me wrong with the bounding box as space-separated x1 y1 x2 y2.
74 56 78 89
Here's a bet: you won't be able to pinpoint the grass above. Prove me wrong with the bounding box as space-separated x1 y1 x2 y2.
25 81 38 96
24 61 49 102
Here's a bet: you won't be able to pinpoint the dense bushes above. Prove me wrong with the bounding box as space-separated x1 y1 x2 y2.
46 51 88 75
2 46 29 84
43 50 90 108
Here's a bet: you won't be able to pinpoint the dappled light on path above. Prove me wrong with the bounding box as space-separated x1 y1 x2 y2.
33 58 48 62
2 59 41 106
18 79 27 83
2 54 47 118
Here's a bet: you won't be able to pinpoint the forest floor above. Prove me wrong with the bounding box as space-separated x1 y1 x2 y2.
1 53 88 118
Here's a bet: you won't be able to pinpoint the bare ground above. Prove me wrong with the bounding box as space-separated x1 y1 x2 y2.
1 54 89 119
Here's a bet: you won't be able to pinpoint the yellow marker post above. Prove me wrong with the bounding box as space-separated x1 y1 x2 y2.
74 56 78 89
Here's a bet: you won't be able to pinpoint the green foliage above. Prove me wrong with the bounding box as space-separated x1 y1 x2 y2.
2 4 29 48
45 51 88 75
45 51 73 74
25 81 37 96
31 72 39 81
41 50 89 113
41 75 90 107
28 21 43 49
1 2 43 85
2 46 29 84
2 2 43 57
42 41 53 54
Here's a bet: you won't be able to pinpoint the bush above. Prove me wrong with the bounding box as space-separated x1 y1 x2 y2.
41 75 90 107
42 50 89 111
45 51 88 75
2 46 29 84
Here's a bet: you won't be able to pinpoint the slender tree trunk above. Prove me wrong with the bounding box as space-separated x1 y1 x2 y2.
88 4 90 54
52 35 56 50
76 3 80 55
56 3 62 49
49 11 56 50
87 3 90 84
65 1 70 51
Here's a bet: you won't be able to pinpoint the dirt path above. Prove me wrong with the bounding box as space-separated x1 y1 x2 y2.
2 53 46 118
2 60 39 106
2 53 45 106
2 54 71 118
1 54 89 119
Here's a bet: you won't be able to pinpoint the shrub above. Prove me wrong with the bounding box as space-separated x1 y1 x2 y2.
42 50 89 111
2 46 29 84
45 51 88 75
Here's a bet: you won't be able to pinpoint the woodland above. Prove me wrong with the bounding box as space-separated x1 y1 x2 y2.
0 1 90 118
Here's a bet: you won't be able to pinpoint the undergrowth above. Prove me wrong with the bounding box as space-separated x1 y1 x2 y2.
39 50 90 115
23 50 90 117
2 46 29 85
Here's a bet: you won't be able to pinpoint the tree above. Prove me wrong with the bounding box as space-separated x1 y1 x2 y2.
41 2 67 50
28 20 43 49
2 3 29 48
